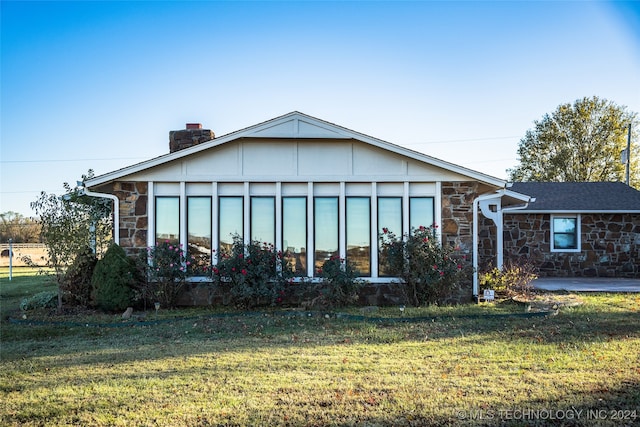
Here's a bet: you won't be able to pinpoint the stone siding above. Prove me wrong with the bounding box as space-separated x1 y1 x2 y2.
477 216 498 271
503 213 640 278
112 181 148 256
440 181 478 258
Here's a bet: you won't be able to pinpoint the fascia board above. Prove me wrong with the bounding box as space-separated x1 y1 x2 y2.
501 189 533 202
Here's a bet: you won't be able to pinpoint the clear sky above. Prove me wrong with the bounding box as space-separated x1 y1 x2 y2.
2 1 639 217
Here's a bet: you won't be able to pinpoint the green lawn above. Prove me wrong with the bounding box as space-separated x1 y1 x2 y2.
1 269 639 426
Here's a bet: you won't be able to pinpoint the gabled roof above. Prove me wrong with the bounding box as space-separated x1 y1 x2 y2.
85 111 506 188
508 182 640 213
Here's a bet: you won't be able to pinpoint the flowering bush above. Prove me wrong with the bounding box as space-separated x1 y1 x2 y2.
145 241 197 308
212 235 294 308
314 255 364 307
379 225 469 306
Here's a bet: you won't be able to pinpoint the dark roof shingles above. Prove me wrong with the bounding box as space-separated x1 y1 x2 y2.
509 182 640 212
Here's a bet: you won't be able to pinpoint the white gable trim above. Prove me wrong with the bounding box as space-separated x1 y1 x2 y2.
85 112 506 188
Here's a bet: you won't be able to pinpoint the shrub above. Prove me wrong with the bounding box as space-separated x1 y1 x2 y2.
61 246 97 307
379 225 469 306
145 241 197 308
479 260 538 299
212 236 294 308
91 243 138 311
20 291 58 311
314 255 365 308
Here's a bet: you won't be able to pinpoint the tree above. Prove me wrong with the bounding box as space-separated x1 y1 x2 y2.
29 170 113 310
508 96 638 188
0 211 41 243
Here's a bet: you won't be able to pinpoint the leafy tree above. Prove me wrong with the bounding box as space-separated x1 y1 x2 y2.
0 211 41 243
508 96 638 188
29 170 113 310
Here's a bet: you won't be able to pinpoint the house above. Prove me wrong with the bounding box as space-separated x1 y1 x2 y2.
83 112 640 303
496 182 640 278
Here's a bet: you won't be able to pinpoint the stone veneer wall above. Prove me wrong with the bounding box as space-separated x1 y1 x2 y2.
111 181 148 256
440 182 480 265
503 213 640 278
477 216 498 272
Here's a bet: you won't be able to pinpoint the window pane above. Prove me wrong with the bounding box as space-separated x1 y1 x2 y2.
251 197 275 245
553 217 577 250
283 197 307 276
378 197 402 236
188 197 211 272
314 197 338 274
410 197 434 230
347 197 370 276
156 197 179 244
219 197 243 254
378 197 402 276
553 218 576 234
554 233 576 249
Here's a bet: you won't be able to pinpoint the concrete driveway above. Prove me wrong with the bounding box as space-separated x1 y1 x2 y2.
533 277 640 292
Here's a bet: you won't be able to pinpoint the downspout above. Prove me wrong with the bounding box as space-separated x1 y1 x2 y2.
80 187 120 245
473 192 534 298
473 192 501 297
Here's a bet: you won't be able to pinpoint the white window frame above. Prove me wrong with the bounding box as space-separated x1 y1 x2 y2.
550 214 581 253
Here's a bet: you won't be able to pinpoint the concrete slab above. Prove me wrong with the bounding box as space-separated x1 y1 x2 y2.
533 277 640 293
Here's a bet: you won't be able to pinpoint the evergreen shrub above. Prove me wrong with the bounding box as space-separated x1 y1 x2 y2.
91 243 138 311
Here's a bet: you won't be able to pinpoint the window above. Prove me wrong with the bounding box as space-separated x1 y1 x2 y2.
314 197 338 274
251 197 275 245
155 197 179 244
409 197 434 231
377 197 402 276
187 197 211 272
346 197 370 276
552 215 580 252
219 197 243 254
282 197 307 276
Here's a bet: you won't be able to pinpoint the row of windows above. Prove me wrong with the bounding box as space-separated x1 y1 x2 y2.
155 196 435 277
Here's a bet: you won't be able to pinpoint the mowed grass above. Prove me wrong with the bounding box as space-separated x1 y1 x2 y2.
1 269 639 426
0 268 56 318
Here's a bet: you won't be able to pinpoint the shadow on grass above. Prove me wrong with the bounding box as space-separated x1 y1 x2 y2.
3 302 640 362
2 305 639 426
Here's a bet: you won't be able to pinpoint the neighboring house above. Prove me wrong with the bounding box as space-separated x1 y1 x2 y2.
83 112 639 303
495 182 640 278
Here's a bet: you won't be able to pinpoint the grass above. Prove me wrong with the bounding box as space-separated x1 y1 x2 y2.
1 269 639 426
0 268 56 317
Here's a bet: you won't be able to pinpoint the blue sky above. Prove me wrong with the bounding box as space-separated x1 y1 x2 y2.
2 1 639 217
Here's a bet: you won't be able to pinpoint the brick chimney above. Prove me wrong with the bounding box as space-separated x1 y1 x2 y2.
169 123 215 153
